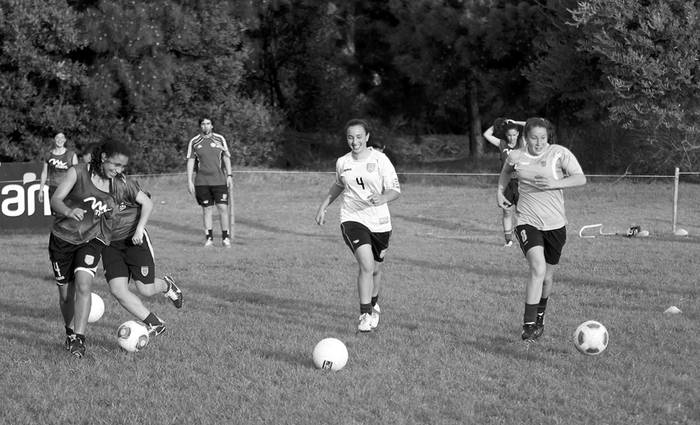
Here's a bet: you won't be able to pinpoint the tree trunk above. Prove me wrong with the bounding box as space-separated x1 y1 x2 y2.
468 79 483 158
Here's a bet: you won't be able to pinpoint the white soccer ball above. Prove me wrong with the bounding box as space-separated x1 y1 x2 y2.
117 320 150 352
312 338 348 371
573 320 609 356
88 293 105 323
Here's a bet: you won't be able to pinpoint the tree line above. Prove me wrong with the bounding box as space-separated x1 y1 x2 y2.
0 0 697 173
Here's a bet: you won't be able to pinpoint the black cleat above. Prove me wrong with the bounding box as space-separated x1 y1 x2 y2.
68 336 86 358
533 315 545 339
64 334 74 351
521 323 537 341
145 321 166 336
163 275 183 309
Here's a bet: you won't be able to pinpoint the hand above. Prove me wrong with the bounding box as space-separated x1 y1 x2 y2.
367 192 384 206
315 207 327 226
68 208 88 221
497 191 512 210
187 181 195 196
38 190 44 203
132 227 144 245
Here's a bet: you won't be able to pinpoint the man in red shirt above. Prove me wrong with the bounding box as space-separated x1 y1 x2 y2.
186 118 233 247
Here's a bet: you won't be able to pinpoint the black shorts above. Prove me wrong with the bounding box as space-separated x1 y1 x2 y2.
48 234 106 286
195 185 229 207
102 232 156 284
515 224 567 265
504 178 519 205
340 221 391 263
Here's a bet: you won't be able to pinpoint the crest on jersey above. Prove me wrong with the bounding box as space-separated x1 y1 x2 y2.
141 266 149 277
366 163 376 173
84 255 95 266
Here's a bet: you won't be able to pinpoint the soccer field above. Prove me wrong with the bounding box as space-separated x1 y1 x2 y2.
1 172 698 425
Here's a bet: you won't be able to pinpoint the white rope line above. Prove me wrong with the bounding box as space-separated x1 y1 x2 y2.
1 169 698 183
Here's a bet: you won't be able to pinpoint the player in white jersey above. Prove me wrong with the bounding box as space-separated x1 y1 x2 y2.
315 119 401 332
497 117 586 342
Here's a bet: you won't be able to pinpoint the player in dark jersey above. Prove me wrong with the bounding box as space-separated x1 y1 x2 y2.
103 174 183 337
49 140 130 358
39 133 79 205
484 118 525 246
186 118 233 247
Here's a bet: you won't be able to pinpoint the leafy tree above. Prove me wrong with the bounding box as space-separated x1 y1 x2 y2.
0 0 86 159
568 0 699 171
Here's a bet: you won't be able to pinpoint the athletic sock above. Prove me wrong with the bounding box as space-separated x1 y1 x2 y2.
537 297 548 316
222 230 229 239
360 303 372 315
371 295 378 307
523 303 538 324
206 229 213 239
65 326 74 336
504 230 513 242
143 312 162 326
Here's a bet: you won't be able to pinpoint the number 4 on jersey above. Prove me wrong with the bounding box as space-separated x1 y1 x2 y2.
356 177 365 190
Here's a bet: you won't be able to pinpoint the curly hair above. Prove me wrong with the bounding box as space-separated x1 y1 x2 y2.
89 139 132 178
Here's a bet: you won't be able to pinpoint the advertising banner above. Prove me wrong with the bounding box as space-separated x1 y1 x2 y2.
0 162 52 230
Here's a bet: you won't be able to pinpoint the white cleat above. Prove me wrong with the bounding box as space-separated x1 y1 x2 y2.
222 237 232 248
504 240 513 247
204 238 214 247
358 313 373 332
370 304 380 329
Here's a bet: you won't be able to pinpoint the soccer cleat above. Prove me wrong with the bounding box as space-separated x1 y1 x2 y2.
504 240 514 247
521 323 538 341
163 275 183 309
204 237 214 247
64 334 75 351
68 336 86 358
369 304 381 329
145 321 166 336
533 315 545 339
222 237 231 248
358 313 373 332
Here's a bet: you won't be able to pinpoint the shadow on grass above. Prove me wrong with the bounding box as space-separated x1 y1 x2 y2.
194 286 351 333
148 217 336 244
0 265 55 282
394 213 493 234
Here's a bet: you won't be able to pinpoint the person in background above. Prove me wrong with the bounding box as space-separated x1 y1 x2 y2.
484 118 525 246
315 119 401 332
49 140 130 358
497 117 586 341
186 118 233 247
39 133 79 205
103 173 183 337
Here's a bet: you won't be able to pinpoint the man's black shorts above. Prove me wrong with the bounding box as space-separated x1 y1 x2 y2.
195 185 229 207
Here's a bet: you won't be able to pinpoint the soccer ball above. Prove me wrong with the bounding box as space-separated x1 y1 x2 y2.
88 293 104 323
573 320 609 355
312 338 348 371
117 320 150 352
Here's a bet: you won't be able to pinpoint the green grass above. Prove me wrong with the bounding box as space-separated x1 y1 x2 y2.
1 173 698 425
